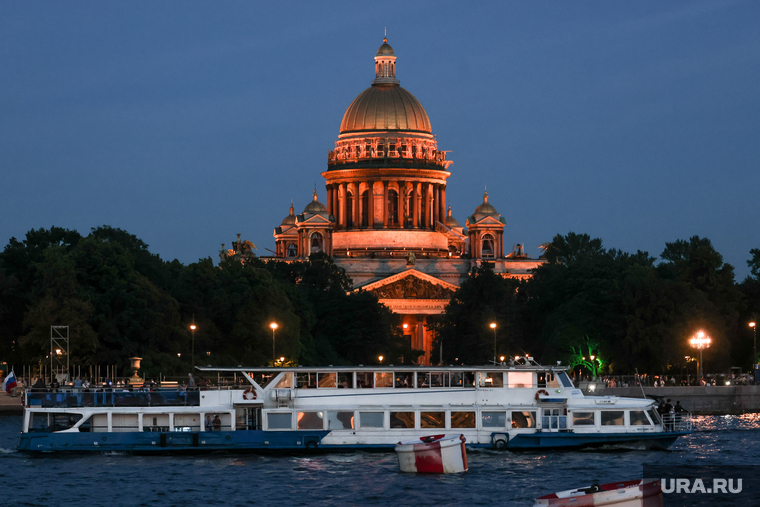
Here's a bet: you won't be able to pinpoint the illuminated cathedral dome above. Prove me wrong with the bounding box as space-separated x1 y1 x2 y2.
281 203 296 225
473 190 500 217
303 189 327 213
340 86 432 134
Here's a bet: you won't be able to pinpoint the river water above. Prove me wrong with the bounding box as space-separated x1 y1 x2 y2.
1 414 759 506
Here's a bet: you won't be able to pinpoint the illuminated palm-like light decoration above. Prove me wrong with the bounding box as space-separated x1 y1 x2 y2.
689 331 711 380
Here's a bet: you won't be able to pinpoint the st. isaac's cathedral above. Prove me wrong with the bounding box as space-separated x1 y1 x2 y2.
267 37 544 365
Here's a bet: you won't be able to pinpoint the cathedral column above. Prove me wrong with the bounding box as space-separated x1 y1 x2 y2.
399 180 406 228
433 184 440 225
352 182 360 229
340 182 348 229
424 183 431 229
326 185 333 216
368 180 375 228
333 185 339 224
440 186 446 224
411 182 418 229
383 181 389 228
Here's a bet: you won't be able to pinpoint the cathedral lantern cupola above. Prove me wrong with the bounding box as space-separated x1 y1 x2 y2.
466 190 506 260
373 36 399 85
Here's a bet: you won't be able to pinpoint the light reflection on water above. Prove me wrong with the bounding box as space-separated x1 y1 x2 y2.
2 414 759 506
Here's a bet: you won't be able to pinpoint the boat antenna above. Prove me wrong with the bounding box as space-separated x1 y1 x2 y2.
635 368 647 399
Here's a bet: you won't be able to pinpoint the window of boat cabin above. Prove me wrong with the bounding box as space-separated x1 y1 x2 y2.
537 372 558 388
338 372 352 388
297 412 324 430
275 373 293 388
375 372 393 388
296 372 317 389
629 410 651 426
174 413 201 432
395 372 413 388
450 411 476 428
317 372 336 388
481 411 506 428
421 412 445 428
390 411 415 428
450 372 475 388
601 411 625 426
356 372 373 388
478 372 504 387
572 412 596 426
359 412 384 428
556 372 574 388
418 372 446 387
268 412 292 430
507 372 534 388
327 411 355 430
143 414 170 432
252 372 277 389
511 411 537 428
647 408 661 425
29 412 83 432
112 413 139 432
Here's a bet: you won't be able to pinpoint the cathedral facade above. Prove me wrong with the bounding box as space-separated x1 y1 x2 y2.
271 37 543 365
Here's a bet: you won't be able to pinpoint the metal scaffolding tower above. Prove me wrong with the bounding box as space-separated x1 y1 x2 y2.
50 325 70 382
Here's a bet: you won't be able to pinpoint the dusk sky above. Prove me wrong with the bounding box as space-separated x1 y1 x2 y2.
2 1 758 278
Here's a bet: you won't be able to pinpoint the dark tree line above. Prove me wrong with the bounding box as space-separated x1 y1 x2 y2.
434 233 760 376
0 226 412 376
1 227 758 377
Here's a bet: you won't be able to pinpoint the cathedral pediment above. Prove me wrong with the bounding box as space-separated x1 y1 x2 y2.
297 214 334 225
360 269 459 300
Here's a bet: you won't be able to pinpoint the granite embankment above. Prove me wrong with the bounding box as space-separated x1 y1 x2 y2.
604 385 760 415
0 393 23 414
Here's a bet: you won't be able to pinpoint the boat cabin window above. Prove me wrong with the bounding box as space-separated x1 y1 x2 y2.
572 412 595 426
479 372 504 388
481 411 507 428
29 412 82 432
601 411 625 426
428 372 445 387
338 372 352 388
356 372 373 388
174 413 201 432
143 414 170 432
450 372 475 388
629 410 651 426
556 372 574 388
112 413 139 432
537 372 558 388
317 372 336 388
268 413 292 430
647 408 661 425
92 414 109 432
359 412 384 428
296 372 317 389
297 412 324 430
507 372 534 388
420 412 445 428
390 411 415 429
327 411 354 430
451 411 476 428
375 372 393 388
542 408 567 430
275 373 293 388
395 372 413 388
511 411 537 428
252 372 278 389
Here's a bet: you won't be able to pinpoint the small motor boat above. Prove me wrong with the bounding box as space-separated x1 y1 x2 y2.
534 479 662 507
394 434 468 473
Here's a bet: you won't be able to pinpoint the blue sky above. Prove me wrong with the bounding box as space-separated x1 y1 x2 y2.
2 1 758 278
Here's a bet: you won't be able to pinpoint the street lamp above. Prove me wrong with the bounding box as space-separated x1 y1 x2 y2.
490 322 497 364
270 322 278 365
378 355 384 364
189 322 197 370
685 356 691 385
750 322 757 372
689 331 712 381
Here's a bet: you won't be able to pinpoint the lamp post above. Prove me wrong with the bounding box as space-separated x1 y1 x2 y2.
689 331 711 382
750 322 757 372
490 322 497 365
189 322 197 370
270 322 278 365
684 356 691 385
378 355 384 364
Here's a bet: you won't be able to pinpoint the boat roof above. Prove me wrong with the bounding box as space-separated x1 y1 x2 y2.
195 365 568 373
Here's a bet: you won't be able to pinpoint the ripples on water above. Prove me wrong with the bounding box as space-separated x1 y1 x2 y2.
2 414 759 506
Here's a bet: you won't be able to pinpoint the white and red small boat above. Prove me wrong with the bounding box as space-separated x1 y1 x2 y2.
534 479 662 507
395 434 468 473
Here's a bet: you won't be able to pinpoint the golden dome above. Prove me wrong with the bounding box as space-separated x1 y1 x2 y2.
376 37 395 56
340 85 432 134
303 189 327 214
281 203 296 225
474 191 499 216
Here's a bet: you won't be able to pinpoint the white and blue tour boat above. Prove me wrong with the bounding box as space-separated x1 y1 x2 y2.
17 364 690 453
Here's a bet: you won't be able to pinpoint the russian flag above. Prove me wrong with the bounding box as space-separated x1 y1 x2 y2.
2 370 17 394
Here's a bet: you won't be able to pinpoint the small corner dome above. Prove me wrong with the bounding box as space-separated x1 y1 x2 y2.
444 206 461 228
281 203 296 225
474 191 499 216
303 190 327 213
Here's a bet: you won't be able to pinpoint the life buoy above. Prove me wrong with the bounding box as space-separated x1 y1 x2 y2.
243 388 257 400
535 389 549 401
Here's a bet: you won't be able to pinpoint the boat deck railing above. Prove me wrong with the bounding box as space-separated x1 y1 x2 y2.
661 413 692 432
22 388 224 409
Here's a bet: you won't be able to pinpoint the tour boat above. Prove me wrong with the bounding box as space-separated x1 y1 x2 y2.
534 479 663 507
395 434 468 473
17 365 691 453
